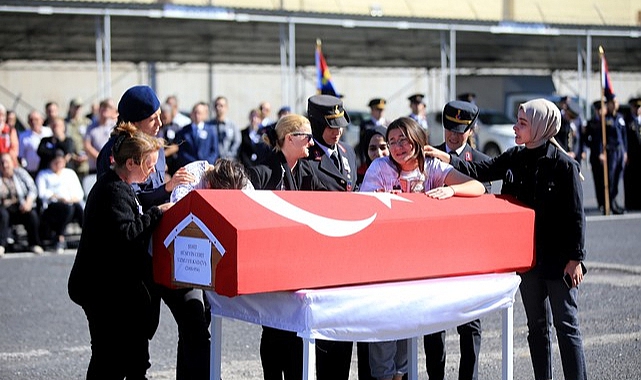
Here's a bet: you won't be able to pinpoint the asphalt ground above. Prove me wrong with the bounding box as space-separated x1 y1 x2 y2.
1 162 640 379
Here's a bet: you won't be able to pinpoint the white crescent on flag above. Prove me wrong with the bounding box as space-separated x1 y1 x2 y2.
242 190 410 237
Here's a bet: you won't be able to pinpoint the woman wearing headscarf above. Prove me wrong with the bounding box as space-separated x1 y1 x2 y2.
425 98 587 380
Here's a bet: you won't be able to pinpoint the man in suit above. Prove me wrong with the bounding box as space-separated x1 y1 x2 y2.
424 100 489 380
175 101 219 168
304 94 373 380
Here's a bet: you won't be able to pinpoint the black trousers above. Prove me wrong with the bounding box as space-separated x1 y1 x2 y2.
83 286 153 380
260 326 304 380
150 286 211 380
423 319 482 380
0 205 42 247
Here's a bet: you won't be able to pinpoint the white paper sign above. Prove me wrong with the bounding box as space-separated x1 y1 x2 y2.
174 236 212 286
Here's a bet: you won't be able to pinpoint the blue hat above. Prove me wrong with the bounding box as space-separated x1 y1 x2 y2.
118 85 160 123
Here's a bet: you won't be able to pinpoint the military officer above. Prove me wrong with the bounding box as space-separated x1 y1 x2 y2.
304 94 369 380
424 100 488 380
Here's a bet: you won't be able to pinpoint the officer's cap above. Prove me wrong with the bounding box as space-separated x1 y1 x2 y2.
408 94 425 104
628 97 641 108
307 94 350 128
368 98 386 110
456 93 476 103
442 100 479 133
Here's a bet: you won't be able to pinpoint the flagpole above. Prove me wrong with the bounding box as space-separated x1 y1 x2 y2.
316 39 322 95
599 45 611 215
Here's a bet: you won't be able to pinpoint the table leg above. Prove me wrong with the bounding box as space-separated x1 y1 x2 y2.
302 338 316 380
408 337 418 380
501 305 513 380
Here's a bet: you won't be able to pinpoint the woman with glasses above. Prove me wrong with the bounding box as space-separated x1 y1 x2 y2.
248 114 326 380
68 122 173 380
360 117 484 380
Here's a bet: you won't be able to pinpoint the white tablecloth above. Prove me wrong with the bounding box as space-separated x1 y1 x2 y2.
207 272 520 341
208 273 521 380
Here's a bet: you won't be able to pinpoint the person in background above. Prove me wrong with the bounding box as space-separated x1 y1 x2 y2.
584 96 627 214
165 95 192 128
35 149 84 254
159 102 182 176
623 97 641 211
65 97 92 182
424 101 490 380
249 114 325 380
258 101 273 128
426 98 588 380
361 116 485 380
407 94 429 139
43 101 60 128
356 125 388 187
19 110 53 177
0 104 20 167
357 98 388 169
174 102 219 168
97 85 209 380
238 108 272 168
6 109 26 134
0 151 44 256
211 96 241 159
37 117 76 173
68 122 172 379
84 98 117 175
303 94 364 380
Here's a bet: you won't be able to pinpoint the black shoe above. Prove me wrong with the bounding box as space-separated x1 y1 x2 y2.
611 201 625 215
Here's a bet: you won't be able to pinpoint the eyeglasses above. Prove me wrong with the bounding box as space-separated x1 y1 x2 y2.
388 137 411 148
291 132 314 142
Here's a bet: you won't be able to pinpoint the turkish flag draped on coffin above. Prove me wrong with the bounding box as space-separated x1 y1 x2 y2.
153 190 535 297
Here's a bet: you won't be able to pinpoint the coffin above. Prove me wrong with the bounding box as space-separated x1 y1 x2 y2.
153 190 535 297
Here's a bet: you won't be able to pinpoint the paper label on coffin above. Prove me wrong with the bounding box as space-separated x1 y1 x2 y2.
163 214 225 288
153 190 535 296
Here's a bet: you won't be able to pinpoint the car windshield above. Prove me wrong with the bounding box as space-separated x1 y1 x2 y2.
478 112 514 125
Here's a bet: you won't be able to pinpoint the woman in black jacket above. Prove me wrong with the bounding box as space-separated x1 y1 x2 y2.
249 114 325 380
68 122 173 380
426 98 587 380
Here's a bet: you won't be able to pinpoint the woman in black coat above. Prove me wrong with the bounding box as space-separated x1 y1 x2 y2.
68 122 173 380
426 98 587 380
249 114 325 380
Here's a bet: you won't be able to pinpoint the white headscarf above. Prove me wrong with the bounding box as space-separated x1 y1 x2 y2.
519 98 561 149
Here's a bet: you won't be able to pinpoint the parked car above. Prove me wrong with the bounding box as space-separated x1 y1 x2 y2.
427 109 517 157
475 110 518 157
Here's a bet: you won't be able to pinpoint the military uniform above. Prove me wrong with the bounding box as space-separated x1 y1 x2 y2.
358 98 387 168
425 100 486 380
624 98 641 210
585 99 627 214
303 94 371 380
